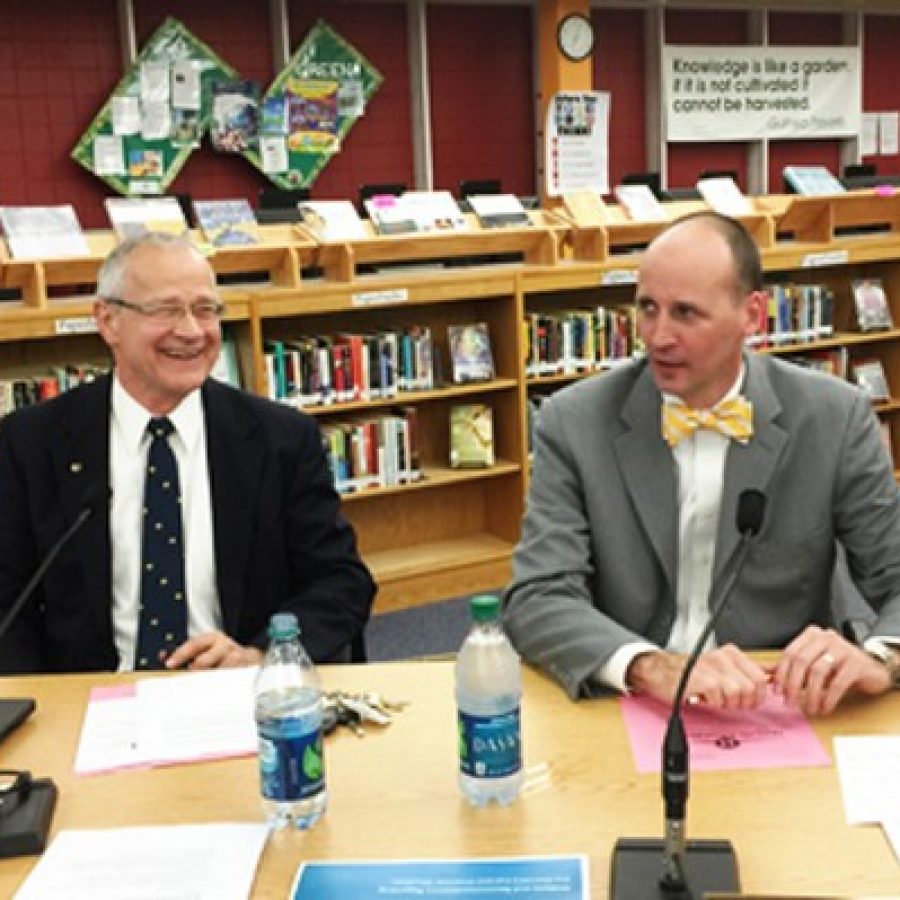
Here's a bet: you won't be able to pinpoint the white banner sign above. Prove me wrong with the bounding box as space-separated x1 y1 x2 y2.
662 46 860 142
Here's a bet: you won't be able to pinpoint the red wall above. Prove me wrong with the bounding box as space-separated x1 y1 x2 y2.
863 15 900 175
427 4 535 197
595 9 646 191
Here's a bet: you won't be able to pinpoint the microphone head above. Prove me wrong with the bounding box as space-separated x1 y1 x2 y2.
736 489 766 536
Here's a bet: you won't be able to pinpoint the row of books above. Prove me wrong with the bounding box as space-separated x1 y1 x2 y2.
749 283 836 349
0 190 536 261
321 409 423 494
525 307 642 377
0 365 105 416
264 328 435 407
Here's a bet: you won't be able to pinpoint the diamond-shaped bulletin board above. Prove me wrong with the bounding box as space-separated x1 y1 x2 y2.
71 17 239 196
243 19 383 190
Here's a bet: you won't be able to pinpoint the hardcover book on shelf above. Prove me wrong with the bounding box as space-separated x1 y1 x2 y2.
852 278 893 332
400 190 467 232
467 193 531 229
363 194 419 236
696 176 753 217
853 358 890 402
448 322 495 384
782 165 846 197
104 197 188 241
613 184 668 223
193 199 260 247
0 205 89 259
297 201 368 242
450 403 495 469
562 189 608 227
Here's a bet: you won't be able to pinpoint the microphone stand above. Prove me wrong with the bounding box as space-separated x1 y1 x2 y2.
609 490 765 900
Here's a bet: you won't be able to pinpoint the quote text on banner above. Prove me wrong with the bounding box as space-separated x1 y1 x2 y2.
662 46 860 142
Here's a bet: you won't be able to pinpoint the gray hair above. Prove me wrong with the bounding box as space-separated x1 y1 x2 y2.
96 231 206 300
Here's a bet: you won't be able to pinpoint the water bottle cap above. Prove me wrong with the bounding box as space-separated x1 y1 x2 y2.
268 612 300 639
470 594 501 622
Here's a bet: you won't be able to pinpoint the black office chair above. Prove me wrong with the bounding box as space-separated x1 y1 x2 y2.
258 187 311 209
459 179 502 200
620 171 663 201
662 186 702 201
843 163 877 179
359 182 406 210
699 168 739 184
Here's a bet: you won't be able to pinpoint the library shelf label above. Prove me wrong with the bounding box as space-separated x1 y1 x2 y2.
55 317 98 335
352 288 409 307
802 250 849 269
601 269 638 286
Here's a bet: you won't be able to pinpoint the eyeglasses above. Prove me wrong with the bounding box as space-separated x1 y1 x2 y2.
103 297 225 323
0 770 31 819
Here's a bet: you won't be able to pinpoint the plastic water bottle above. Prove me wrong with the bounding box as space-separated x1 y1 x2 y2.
455 594 523 806
254 613 327 829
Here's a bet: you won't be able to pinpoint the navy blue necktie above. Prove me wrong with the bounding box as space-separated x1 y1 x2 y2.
135 417 187 669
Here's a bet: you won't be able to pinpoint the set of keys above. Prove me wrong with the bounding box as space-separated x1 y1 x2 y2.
322 690 409 737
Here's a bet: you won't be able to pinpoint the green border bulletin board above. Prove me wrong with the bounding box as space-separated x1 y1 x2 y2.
243 20 383 190
71 17 239 196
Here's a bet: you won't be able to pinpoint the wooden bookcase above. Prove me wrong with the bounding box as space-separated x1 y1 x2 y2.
3 192 900 610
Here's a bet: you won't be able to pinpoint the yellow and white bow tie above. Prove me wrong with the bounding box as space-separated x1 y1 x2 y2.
662 397 753 448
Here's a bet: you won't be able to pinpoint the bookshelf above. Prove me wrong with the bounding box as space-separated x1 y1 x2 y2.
3 191 900 608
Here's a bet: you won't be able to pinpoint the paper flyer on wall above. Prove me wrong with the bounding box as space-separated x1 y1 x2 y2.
545 91 610 197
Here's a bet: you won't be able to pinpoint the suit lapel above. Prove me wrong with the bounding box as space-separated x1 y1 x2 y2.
713 354 787 582
203 381 265 635
613 365 679 592
50 376 113 635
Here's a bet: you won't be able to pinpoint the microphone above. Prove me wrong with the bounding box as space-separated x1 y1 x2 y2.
0 482 110 647
610 489 767 900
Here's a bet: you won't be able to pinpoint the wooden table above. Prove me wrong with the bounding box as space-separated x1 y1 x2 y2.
0 661 898 898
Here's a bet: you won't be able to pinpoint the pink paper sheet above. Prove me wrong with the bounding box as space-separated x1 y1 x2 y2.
620 692 831 773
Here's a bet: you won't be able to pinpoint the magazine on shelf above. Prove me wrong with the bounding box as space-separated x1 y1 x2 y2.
450 403 495 469
363 194 419 236
613 184 668 222
853 358 890 402
400 190 468 232
297 201 368 242
448 322 495 384
696 176 753 217
467 193 532 229
193 199 260 247
782 165 846 197
852 277 893 332
0 205 89 259
104 197 188 241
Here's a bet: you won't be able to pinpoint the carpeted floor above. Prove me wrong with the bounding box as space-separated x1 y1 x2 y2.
364 593 499 661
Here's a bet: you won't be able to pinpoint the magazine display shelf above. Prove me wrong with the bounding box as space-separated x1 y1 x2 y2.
246 268 527 612
302 212 562 283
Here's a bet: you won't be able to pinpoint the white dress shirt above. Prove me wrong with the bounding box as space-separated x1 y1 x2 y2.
109 377 220 670
598 369 745 690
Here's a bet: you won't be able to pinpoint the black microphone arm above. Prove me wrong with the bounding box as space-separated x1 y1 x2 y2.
0 483 110 646
610 488 766 900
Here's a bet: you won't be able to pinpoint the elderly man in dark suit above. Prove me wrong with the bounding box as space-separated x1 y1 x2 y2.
505 212 900 715
0 232 374 674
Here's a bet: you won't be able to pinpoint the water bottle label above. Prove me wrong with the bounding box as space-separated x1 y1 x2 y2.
458 707 522 779
258 726 325 801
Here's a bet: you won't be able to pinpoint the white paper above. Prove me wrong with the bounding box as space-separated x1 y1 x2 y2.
140 100 172 141
14 823 269 900
879 111 899 155
171 60 201 110
834 735 900 824
136 667 258 765
92 135 125 176
73 688 146 775
861 112 880 158
883 819 900 864
140 61 170 103
111 96 141 135
259 135 288 173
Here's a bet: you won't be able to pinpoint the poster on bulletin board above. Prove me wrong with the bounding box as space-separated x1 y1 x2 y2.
71 17 242 196
544 91 610 198
242 19 383 190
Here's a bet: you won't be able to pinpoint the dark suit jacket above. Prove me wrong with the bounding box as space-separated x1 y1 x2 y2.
0 375 375 673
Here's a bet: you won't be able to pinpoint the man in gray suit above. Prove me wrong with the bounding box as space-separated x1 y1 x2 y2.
505 212 900 715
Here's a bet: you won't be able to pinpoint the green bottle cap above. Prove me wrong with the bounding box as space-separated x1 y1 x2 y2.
269 612 300 640
470 594 501 623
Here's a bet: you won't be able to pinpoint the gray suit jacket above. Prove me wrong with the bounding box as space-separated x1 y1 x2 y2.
504 354 900 698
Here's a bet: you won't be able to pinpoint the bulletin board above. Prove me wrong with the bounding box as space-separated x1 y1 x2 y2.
70 17 240 196
243 19 383 190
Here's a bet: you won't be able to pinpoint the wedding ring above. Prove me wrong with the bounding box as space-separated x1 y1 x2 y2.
820 652 837 667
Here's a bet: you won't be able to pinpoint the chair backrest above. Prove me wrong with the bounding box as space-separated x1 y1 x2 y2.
620 171 662 200
458 178 502 200
258 187 310 209
843 163 877 179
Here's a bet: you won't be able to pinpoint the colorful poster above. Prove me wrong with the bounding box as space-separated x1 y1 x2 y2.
545 91 610 197
210 80 259 153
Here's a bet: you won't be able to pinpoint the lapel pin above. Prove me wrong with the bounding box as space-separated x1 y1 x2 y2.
70 461 83 473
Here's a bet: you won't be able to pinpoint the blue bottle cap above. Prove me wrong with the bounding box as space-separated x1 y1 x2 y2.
269 612 300 639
